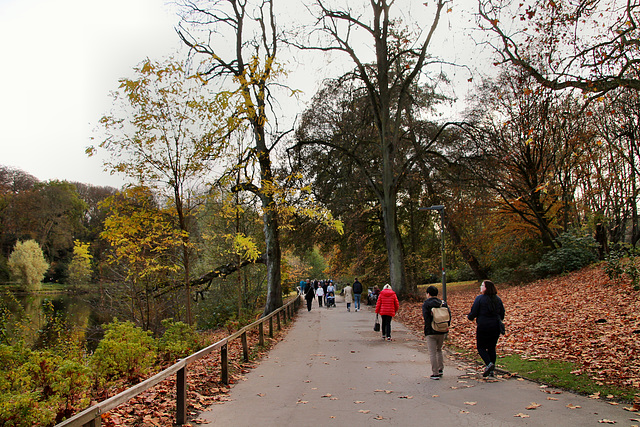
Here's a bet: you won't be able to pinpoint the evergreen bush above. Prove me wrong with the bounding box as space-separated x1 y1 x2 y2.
532 233 598 278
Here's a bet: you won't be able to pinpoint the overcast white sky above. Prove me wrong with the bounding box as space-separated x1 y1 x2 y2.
0 0 486 189
0 0 182 187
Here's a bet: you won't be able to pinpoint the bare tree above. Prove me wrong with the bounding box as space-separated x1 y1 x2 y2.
478 0 640 96
294 0 447 297
177 0 285 315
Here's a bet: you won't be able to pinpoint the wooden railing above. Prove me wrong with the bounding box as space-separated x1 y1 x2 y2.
57 295 302 427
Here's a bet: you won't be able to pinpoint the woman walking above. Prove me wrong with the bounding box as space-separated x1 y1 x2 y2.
467 280 505 377
375 284 399 340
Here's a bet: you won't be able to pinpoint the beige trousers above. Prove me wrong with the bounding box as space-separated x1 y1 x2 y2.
426 334 446 376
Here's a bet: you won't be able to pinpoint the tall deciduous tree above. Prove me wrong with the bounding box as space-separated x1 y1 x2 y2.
464 70 594 249
177 0 288 315
295 0 447 296
91 58 228 324
100 186 186 330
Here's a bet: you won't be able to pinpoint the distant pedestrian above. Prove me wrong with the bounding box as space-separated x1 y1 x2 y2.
322 280 329 304
316 285 324 307
305 284 315 311
375 284 399 340
343 283 354 312
467 280 505 377
422 286 450 380
353 278 363 311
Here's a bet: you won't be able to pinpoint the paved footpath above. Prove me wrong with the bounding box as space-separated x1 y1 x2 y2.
197 297 638 426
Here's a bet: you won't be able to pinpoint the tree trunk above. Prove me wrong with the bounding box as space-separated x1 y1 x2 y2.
381 189 409 297
443 212 488 280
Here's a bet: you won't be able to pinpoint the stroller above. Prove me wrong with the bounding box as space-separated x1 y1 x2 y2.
326 292 336 308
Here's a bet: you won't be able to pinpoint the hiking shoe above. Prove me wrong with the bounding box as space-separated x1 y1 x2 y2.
483 362 495 377
430 375 440 380
387 337 392 341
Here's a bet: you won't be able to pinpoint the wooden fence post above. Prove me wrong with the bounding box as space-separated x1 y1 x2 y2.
269 316 274 338
277 310 281 331
176 366 186 425
221 344 229 385
259 322 264 346
241 331 249 362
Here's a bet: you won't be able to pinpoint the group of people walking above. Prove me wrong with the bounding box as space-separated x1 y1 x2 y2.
421 280 505 379
301 279 337 311
301 277 506 379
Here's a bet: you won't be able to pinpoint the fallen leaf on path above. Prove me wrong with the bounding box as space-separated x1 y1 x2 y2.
598 420 616 424
464 402 477 406
373 415 384 420
432 395 439 398
297 400 308 404
358 410 370 414
330 397 338 400
398 395 413 399
547 397 559 401
514 413 530 418
459 410 469 414
526 402 542 410
566 404 581 409
257 393 265 397
321 393 332 398
354 401 365 404
384 390 393 394
590 392 601 399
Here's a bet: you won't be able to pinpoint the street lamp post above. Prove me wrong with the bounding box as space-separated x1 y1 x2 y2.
419 205 446 302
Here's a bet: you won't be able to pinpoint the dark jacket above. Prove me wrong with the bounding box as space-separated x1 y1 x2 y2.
353 280 363 295
467 294 505 333
305 286 315 301
422 297 450 335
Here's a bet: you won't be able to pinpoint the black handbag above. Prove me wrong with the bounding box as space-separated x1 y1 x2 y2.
374 314 380 332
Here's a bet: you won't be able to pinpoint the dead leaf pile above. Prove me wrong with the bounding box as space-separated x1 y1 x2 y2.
396 265 640 391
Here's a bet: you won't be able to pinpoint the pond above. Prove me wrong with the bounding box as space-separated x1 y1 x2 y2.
0 290 114 351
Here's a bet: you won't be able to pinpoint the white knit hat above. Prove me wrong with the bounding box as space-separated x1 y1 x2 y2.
383 284 391 290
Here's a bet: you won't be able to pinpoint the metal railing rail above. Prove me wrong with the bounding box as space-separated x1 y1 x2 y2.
56 295 302 427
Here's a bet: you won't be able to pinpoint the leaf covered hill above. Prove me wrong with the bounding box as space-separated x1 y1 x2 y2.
397 265 640 391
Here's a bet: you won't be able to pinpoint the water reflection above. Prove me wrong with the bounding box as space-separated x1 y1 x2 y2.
0 291 113 352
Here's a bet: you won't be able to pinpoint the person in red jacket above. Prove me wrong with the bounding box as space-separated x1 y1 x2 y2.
375 284 399 340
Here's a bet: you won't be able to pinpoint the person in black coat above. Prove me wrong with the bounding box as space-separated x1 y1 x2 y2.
467 280 505 377
304 284 315 311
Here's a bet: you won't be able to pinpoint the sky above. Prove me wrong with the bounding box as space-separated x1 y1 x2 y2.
0 0 182 188
0 0 485 189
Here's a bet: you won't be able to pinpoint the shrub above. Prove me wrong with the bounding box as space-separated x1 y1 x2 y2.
158 319 200 361
0 345 90 427
7 240 49 291
492 265 535 285
90 319 157 385
605 245 640 290
532 233 598 278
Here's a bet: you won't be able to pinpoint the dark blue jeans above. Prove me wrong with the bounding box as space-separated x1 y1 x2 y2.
354 294 361 309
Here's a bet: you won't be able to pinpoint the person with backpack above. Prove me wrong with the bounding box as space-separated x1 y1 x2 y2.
467 280 505 377
422 285 450 380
